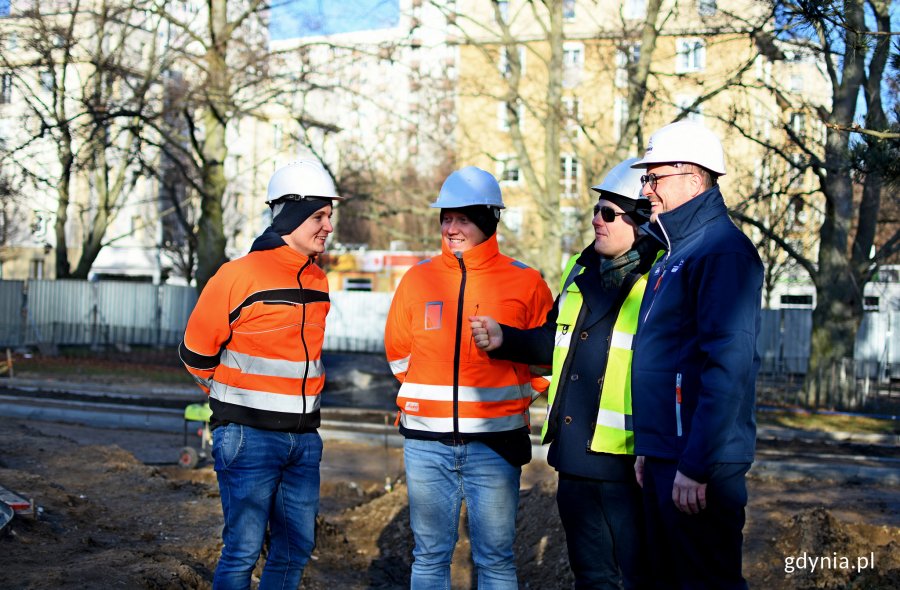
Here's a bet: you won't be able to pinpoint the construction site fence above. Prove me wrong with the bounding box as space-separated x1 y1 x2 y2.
0 278 897 383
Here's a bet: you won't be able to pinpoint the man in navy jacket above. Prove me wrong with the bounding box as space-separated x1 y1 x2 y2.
629 121 763 590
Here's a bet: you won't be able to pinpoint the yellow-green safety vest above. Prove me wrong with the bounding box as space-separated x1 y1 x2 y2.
539 256 649 454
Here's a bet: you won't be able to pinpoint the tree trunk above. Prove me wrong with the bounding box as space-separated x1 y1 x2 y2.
194 1 230 292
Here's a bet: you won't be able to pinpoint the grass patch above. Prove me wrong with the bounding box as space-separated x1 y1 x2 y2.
757 408 899 435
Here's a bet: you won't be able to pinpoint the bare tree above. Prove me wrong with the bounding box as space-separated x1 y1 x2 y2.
726 0 899 385
0 0 170 279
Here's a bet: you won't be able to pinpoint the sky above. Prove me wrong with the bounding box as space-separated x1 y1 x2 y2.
269 0 400 41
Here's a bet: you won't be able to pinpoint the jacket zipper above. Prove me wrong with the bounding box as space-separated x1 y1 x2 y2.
675 372 683 437
642 218 672 324
453 251 466 439
296 257 313 430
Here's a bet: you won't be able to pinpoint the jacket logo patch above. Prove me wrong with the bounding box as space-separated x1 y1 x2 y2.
424 301 443 330
405 401 420 412
670 259 686 273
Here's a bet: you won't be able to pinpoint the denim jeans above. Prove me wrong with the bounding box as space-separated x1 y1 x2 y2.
403 438 521 590
211 423 322 590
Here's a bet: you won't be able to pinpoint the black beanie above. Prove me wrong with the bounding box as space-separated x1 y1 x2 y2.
441 205 500 237
270 197 332 235
250 197 332 252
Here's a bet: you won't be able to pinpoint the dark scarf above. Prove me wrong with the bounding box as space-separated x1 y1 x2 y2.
599 248 643 290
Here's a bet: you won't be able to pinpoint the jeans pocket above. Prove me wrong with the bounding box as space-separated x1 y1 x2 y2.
212 423 244 471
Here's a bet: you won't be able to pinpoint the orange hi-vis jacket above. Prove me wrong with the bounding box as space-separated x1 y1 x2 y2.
384 234 554 439
178 245 329 432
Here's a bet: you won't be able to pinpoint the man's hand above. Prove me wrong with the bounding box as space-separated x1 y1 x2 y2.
672 470 707 514
634 455 645 488
469 316 503 351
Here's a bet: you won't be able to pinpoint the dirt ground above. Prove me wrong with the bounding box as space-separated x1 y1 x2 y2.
1 417 899 589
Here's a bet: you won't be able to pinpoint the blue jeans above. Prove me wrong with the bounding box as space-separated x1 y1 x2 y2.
211 423 322 590
403 438 521 590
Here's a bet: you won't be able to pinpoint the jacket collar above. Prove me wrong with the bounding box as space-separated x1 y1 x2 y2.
252 241 315 269
656 185 728 248
440 233 500 271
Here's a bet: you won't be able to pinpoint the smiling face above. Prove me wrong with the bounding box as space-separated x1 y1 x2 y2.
641 163 703 223
440 210 488 253
592 199 639 259
282 204 334 256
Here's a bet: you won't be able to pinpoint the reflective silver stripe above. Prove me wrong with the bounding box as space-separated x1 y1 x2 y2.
398 382 527 403
221 349 324 379
209 381 321 414
389 356 410 375
595 408 630 431
401 413 527 433
192 375 212 389
610 330 633 350
555 330 572 348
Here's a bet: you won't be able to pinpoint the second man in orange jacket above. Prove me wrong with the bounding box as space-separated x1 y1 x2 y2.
385 166 553 589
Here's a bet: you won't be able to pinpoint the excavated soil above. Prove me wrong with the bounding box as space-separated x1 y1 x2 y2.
1 418 899 589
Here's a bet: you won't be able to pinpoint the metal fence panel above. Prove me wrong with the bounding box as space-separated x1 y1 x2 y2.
160 284 197 347
781 309 812 374
0 280 25 347
28 279 94 345
757 310 783 373
324 291 394 353
96 281 159 346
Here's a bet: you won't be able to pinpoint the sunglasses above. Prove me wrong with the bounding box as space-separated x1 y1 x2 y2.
639 172 693 190
593 204 629 223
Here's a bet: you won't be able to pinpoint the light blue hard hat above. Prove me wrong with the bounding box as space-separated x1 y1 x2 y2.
430 166 505 209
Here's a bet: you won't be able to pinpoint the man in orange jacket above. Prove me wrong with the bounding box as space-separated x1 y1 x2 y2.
179 159 344 590
385 166 553 589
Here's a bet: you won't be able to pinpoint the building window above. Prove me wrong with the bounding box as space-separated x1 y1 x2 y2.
789 112 805 136
562 96 581 131
40 71 53 91
498 156 520 183
563 42 584 88
614 96 629 139
675 38 706 73
497 0 509 22
560 154 579 198
780 294 813 308
563 0 576 19
0 73 11 104
273 122 283 150
499 45 526 78
344 277 373 291
30 259 44 279
624 0 646 19
790 74 803 93
698 0 717 16
502 206 523 235
615 43 641 88
676 94 704 123
498 100 524 131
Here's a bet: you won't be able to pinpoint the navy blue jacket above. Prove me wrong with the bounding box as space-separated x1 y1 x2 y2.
632 186 762 482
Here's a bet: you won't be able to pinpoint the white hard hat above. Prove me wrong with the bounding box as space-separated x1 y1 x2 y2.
591 158 651 221
591 157 645 200
266 159 344 204
430 166 505 210
631 121 726 176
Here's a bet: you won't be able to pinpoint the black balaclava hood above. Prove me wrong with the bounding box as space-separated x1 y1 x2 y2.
440 205 500 238
250 197 331 253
